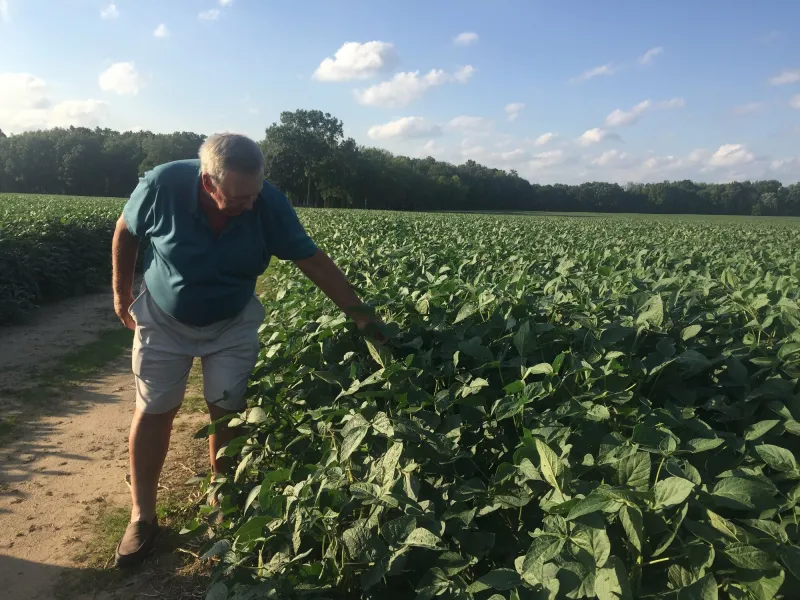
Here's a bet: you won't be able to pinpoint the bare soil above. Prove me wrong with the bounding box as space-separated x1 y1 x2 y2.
0 293 210 600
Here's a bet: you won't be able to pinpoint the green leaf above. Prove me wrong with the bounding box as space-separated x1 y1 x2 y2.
653 477 695 509
779 545 800 580
343 521 373 561
567 490 619 521
246 407 268 424
619 505 644 554
636 294 664 327
744 420 781 441
454 302 477 324
681 325 702 341
467 569 522 592
677 574 718 600
206 582 228 600
572 526 611 568
617 452 651 489
535 438 563 490
404 528 442 549
520 534 565 585
524 363 553 377
755 444 798 472
381 515 416 546
711 477 776 511
513 321 531 356
723 542 775 570
340 425 369 461
233 516 270 547
596 557 633 600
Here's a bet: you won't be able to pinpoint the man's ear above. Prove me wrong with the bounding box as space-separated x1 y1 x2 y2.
201 173 215 195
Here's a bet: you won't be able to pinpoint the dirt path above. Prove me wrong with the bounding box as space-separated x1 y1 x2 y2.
0 293 209 600
0 291 120 392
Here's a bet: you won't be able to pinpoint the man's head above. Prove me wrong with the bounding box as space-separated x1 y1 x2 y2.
199 133 265 216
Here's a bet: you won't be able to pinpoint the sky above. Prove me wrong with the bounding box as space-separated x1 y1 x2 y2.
1 0 799 185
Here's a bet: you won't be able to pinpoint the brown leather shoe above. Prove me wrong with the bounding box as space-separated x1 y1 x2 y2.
115 517 159 568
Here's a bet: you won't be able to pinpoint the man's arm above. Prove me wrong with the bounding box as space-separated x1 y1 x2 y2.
112 215 140 330
294 250 383 334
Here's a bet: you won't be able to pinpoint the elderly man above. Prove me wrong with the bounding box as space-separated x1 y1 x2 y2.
111 133 378 567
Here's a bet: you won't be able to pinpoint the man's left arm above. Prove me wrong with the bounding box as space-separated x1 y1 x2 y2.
294 250 381 333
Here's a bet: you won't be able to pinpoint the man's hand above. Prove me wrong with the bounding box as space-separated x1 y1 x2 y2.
354 312 387 343
114 292 136 331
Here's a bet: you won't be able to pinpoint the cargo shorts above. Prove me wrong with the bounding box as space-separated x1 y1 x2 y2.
128 286 265 414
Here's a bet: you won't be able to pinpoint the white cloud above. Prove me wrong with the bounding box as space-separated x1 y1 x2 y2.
453 65 475 83
420 139 445 157
454 32 479 46
790 95 800 109
570 63 618 83
198 9 220 20
710 144 755 167
100 3 119 19
638 47 663 66
591 149 630 167
604 98 684 127
732 102 764 115
50 100 110 128
99 62 144 95
220 0 234 5
505 102 524 122
578 128 620 145
153 24 169 38
0 72 109 132
313 41 397 82
0 0 8 23
446 116 492 132
355 66 474 108
770 70 800 85
367 116 441 141
533 132 557 146
529 150 565 169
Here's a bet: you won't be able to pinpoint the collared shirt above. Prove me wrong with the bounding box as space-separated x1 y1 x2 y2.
122 159 317 327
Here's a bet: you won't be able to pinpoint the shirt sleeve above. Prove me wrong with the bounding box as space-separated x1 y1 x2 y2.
263 187 318 261
122 177 156 238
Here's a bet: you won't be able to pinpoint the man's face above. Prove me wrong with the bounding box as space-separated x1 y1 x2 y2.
202 170 263 216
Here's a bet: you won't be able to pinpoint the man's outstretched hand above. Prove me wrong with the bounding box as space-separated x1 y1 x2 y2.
354 312 388 344
114 292 136 331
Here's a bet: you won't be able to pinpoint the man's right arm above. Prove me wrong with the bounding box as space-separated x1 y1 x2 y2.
112 215 140 330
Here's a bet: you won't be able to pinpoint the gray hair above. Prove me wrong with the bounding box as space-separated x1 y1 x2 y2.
199 133 264 181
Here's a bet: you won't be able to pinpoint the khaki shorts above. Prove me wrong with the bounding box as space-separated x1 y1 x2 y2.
129 287 265 414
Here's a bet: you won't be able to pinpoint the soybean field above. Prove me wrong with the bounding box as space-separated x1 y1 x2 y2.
5 193 800 599
196 209 800 600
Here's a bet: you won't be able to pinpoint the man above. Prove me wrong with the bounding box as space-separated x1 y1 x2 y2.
111 133 379 568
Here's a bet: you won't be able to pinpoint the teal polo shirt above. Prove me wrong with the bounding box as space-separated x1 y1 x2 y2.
122 159 318 327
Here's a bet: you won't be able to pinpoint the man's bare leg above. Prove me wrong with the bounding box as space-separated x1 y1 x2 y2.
128 405 180 522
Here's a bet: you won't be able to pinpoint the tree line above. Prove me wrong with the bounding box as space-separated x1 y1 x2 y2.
1 110 799 216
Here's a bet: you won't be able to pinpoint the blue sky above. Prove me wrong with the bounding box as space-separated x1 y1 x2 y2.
1 0 798 184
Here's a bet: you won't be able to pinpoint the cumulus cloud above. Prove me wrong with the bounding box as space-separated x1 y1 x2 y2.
770 70 800 85
446 116 492 132
570 64 618 83
529 150 565 169
367 117 441 141
0 0 8 22
100 3 119 19
220 0 234 5
578 128 620 146
505 102 524 122
454 32 479 46
99 62 144 95
355 65 475 108
153 24 169 38
533 132 557 146
313 41 397 82
638 47 663 66
604 98 684 127
590 149 631 167
420 139 445 157
710 144 755 167
790 95 800 109
0 72 109 132
198 9 220 20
